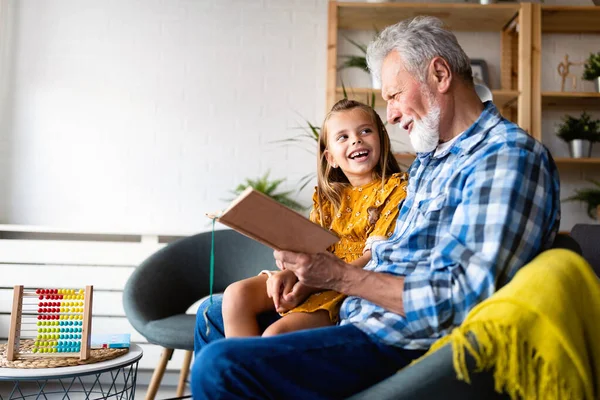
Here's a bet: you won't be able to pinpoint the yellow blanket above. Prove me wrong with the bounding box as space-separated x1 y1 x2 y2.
425 249 600 400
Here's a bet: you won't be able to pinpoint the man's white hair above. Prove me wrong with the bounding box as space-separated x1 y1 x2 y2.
366 16 473 85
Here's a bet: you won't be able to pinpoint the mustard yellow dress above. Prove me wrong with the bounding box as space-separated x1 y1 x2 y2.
285 172 408 322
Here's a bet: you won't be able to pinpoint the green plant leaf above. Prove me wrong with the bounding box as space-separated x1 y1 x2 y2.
229 171 307 212
342 35 368 54
563 179 600 219
556 111 600 143
582 52 600 81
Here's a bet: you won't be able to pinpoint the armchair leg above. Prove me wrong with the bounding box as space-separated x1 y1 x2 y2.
145 347 174 400
176 350 193 397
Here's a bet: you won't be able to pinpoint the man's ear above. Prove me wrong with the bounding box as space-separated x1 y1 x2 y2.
429 57 452 94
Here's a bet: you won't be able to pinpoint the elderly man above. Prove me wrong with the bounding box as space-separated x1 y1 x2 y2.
190 16 560 399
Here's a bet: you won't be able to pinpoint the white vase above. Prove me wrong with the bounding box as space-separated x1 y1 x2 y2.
569 139 593 158
595 77 600 93
480 0 496 4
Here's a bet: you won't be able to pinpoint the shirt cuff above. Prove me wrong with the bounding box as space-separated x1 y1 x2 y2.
364 235 388 252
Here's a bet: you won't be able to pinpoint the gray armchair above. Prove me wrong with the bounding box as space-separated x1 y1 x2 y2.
349 227 596 399
123 229 274 399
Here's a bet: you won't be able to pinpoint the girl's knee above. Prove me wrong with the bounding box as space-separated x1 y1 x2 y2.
261 323 283 337
223 276 267 314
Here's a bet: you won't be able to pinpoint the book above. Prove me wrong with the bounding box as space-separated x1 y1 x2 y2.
214 187 339 253
90 333 131 349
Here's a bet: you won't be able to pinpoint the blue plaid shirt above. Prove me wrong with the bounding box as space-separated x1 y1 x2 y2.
339 102 561 349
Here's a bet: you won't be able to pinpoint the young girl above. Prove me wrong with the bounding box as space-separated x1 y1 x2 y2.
222 99 408 337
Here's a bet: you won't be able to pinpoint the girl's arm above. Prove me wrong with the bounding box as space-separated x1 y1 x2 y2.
349 250 372 268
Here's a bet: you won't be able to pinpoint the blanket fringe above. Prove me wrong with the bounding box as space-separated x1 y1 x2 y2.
425 322 578 400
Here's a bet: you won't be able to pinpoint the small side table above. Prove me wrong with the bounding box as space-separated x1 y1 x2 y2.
0 344 142 400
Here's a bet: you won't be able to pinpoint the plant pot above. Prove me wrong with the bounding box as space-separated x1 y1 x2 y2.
595 77 600 93
569 139 593 158
480 0 495 4
371 74 381 90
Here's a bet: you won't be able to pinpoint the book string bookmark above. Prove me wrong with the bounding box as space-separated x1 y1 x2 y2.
203 214 220 336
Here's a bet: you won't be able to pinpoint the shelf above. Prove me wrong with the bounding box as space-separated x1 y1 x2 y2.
542 92 600 108
541 6 600 33
554 157 600 166
337 2 520 32
337 88 519 110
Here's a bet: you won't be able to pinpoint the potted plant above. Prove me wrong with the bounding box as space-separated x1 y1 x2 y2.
582 52 600 92
565 180 600 220
338 36 380 89
230 171 306 212
556 111 600 158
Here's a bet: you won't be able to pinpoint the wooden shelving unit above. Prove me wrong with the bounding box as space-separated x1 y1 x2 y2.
531 5 600 141
541 92 600 108
326 1 531 132
554 157 600 166
540 6 600 34
336 3 520 32
337 87 519 111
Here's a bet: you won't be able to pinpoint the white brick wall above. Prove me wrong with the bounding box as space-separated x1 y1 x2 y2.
0 0 326 232
0 0 598 232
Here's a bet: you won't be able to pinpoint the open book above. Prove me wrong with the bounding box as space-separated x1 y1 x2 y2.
214 187 339 253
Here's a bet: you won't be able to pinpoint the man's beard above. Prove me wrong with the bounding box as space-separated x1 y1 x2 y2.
409 99 441 154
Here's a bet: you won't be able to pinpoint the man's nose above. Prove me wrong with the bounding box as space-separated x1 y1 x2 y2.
387 104 401 125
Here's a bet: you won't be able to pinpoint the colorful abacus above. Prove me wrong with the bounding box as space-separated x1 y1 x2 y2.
7 285 93 361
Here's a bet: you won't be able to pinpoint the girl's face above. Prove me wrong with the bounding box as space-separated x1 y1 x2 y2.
324 108 381 187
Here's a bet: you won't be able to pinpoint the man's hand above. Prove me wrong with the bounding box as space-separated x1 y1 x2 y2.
274 249 406 315
273 250 349 292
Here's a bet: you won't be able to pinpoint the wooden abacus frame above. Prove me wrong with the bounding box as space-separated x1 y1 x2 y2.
7 285 94 361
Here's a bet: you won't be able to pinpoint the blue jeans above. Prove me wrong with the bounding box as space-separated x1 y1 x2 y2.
191 295 426 400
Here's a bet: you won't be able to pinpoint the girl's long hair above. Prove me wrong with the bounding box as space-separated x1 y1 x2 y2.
315 99 401 224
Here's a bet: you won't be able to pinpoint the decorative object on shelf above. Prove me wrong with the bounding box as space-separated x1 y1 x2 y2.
7 286 93 362
556 111 600 158
557 54 584 92
338 36 380 89
229 171 306 212
470 59 490 87
564 180 600 220
582 52 600 93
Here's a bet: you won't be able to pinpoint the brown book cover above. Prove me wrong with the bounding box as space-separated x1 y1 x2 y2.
215 187 339 253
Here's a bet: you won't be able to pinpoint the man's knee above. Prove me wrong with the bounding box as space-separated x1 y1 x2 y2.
191 340 244 396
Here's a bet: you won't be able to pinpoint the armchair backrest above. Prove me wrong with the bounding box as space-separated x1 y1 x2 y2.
570 224 600 277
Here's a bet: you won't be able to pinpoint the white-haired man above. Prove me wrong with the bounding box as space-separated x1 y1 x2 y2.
190 16 560 399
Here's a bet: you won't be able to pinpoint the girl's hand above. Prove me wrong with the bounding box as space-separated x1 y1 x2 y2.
280 282 313 310
266 269 298 312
